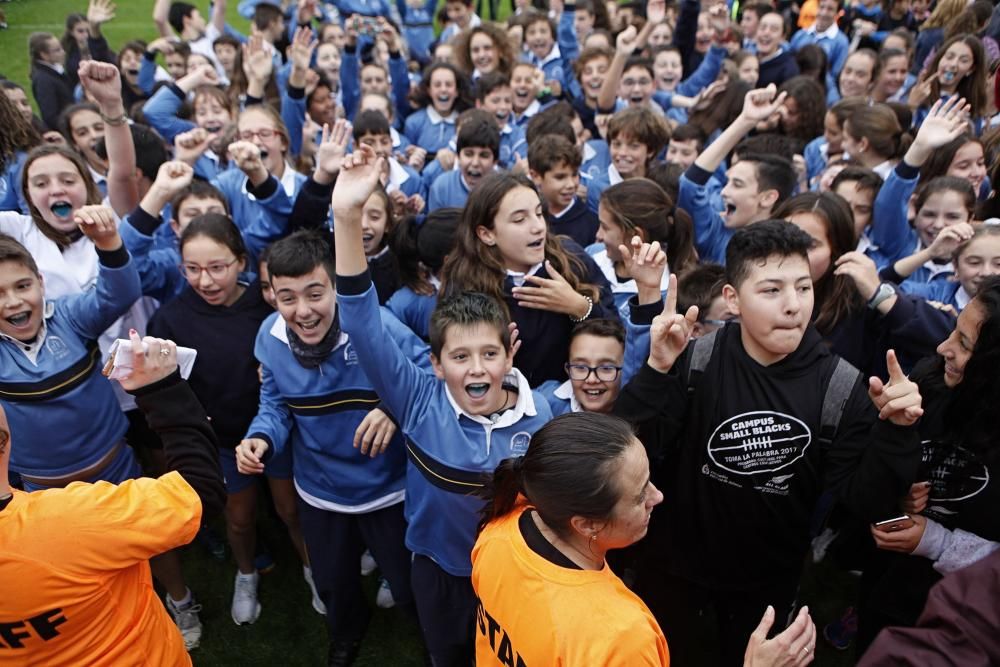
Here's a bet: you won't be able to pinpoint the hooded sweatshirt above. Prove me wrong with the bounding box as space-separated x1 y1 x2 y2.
147 280 272 448
615 323 920 591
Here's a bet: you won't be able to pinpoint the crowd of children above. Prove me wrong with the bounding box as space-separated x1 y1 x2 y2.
2 0 1000 664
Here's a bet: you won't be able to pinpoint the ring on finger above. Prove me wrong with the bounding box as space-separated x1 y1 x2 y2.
160 348 171 357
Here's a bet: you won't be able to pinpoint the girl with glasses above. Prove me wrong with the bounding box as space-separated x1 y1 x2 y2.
146 212 321 626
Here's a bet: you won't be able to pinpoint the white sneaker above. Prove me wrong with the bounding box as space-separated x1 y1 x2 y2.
303 566 327 616
375 577 395 609
165 595 203 650
360 549 377 576
231 571 261 625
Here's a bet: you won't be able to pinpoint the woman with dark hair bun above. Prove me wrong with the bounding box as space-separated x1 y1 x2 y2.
473 412 817 667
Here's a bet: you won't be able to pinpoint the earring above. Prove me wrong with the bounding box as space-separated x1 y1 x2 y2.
590 533 597 542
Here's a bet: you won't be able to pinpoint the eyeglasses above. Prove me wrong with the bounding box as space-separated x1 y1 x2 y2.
238 128 277 141
180 258 239 279
565 363 622 382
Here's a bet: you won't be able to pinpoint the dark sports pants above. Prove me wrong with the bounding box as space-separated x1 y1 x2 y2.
297 499 414 643
411 553 477 667
638 570 800 666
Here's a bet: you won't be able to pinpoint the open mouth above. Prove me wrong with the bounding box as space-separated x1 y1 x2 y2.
203 122 224 134
297 318 322 333
465 169 483 181
527 238 544 249
51 201 73 219
436 94 452 105
5 312 31 328
465 382 489 398
514 88 531 100
629 94 645 104
941 70 957 84
126 68 140 76
724 202 736 218
258 149 270 161
582 388 607 397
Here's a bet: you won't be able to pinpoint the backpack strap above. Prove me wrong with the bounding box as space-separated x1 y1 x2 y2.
818 357 862 448
685 329 721 394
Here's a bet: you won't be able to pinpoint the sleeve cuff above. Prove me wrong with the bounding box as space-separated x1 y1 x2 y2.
247 432 275 463
302 176 334 198
97 244 130 268
129 206 163 236
686 164 713 185
628 296 664 325
127 370 184 397
245 94 264 107
247 175 279 200
344 43 357 55
287 85 305 100
896 161 920 180
336 268 374 296
912 518 948 561
167 83 186 100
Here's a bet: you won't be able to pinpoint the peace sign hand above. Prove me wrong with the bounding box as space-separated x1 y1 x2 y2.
512 261 592 319
648 273 699 373
868 349 923 426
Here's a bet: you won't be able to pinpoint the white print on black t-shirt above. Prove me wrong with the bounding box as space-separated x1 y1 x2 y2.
707 411 812 476
920 440 989 519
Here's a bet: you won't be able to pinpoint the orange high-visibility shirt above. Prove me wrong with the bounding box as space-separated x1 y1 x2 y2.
472 506 670 667
0 472 201 666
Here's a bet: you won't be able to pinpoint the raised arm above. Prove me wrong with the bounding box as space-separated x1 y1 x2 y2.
694 84 787 174
210 0 228 36
153 0 174 38
117 330 226 521
78 61 139 217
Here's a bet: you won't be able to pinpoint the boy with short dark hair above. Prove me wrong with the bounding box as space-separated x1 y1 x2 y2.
427 117 499 210
440 0 481 44
331 146 553 666
353 110 425 204
831 166 885 261
665 124 705 170
679 84 797 263
586 105 671 212
475 71 525 168
675 262 732 338
528 134 599 247
235 229 429 666
614 219 923 666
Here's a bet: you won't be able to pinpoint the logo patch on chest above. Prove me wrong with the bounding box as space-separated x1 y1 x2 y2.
707 411 812 475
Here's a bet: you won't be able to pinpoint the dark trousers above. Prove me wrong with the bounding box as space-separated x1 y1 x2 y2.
297 499 414 643
411 554 477 667
637 570 800 666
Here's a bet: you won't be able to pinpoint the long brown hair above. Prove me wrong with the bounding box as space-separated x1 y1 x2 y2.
440 172 598 306
775 192 863 335
927 35 989 119
599 178 695 274
20 145 102 250
0 90 41 170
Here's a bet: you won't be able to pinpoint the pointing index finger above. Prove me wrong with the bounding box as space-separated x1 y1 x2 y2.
664 273 678 314
886 349 906 383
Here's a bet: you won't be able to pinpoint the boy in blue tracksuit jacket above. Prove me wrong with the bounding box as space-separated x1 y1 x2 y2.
330 148 553 665
0 216 142 490
237 231 430 660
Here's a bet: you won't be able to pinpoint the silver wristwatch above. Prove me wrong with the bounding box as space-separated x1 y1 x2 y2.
867 282 896 310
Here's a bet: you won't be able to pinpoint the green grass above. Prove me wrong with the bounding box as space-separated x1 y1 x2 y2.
0 0 252 109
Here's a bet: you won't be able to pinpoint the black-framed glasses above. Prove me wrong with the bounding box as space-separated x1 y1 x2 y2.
565 363 622 382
